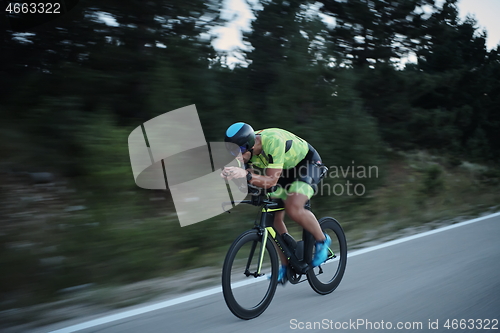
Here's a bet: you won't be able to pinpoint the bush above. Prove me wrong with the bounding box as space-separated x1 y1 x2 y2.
420 164 444 196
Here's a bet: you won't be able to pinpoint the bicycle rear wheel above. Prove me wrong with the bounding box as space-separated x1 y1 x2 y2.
306 217 347 295
222 229 279 319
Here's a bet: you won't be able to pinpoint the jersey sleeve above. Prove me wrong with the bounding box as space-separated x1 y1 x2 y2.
263 133 285 169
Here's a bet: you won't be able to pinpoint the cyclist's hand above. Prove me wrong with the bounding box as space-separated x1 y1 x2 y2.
221 166 246 180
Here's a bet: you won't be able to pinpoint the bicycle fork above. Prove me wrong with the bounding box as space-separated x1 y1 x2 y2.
244 228 269 278
256 228 269 277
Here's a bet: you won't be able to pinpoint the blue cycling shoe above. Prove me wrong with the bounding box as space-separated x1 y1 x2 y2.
277 265 287 284
311 234 331 267
268 264 288 285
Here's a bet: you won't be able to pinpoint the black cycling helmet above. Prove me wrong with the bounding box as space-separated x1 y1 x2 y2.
224 122 255 156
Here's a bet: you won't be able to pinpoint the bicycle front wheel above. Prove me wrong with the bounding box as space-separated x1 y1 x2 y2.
306 217 347 295
222 229 279 320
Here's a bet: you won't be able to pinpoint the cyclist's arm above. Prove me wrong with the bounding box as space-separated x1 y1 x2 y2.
248 167 281 188
221 166 281 188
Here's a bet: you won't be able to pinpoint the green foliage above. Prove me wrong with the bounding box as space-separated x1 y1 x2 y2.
446 155 462 168
419 164 445 196
2 0 500 312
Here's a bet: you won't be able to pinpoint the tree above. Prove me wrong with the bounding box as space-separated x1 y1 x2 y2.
416 0 487 72
318 0 437 68
1 0 224 175
244 0 304 113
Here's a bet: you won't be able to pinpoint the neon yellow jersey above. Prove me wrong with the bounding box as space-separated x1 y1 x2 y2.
250 128 309 170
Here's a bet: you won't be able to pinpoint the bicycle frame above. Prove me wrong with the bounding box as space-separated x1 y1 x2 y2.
259 212 314 275
222 186 347 320
223 194 315 277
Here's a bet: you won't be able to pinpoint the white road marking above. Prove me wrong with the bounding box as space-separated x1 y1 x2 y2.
348 211 500 258
48 211 500 333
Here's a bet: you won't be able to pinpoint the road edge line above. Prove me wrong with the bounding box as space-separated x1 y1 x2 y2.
48 211 500 333
347 211 500 258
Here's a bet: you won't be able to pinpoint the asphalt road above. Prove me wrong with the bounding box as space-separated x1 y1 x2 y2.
40 213 500 333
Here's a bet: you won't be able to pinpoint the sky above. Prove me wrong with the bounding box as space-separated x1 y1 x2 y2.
212 0 500 65
455 0 500 50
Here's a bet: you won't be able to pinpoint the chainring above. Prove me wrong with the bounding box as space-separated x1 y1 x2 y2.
287 268 302 284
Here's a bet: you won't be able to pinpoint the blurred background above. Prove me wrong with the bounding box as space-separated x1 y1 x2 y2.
1 0 500 328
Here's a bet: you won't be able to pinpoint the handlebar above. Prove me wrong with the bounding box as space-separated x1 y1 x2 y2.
221 191 279 212
222 172 279 212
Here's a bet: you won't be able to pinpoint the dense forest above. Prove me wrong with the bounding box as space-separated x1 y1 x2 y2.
2 0 499 173
1 0 499 315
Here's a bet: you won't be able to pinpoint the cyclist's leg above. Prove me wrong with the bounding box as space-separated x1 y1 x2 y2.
266 196 287 235
284 189 330 267
273 210 289 266
268 190 289 281
284 150 331 266
269 177 291 238
283 151 326 242
273 210 287 235
283 191 325 242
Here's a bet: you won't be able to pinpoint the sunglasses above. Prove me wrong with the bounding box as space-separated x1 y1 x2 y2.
226 142 248 157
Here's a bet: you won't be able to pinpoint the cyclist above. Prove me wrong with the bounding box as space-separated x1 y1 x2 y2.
221 122 330 284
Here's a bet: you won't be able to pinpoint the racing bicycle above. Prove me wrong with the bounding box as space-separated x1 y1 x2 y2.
221 186 347 320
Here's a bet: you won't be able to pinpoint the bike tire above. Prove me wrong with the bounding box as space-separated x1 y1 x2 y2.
222 229 279 319
306 217 347 295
